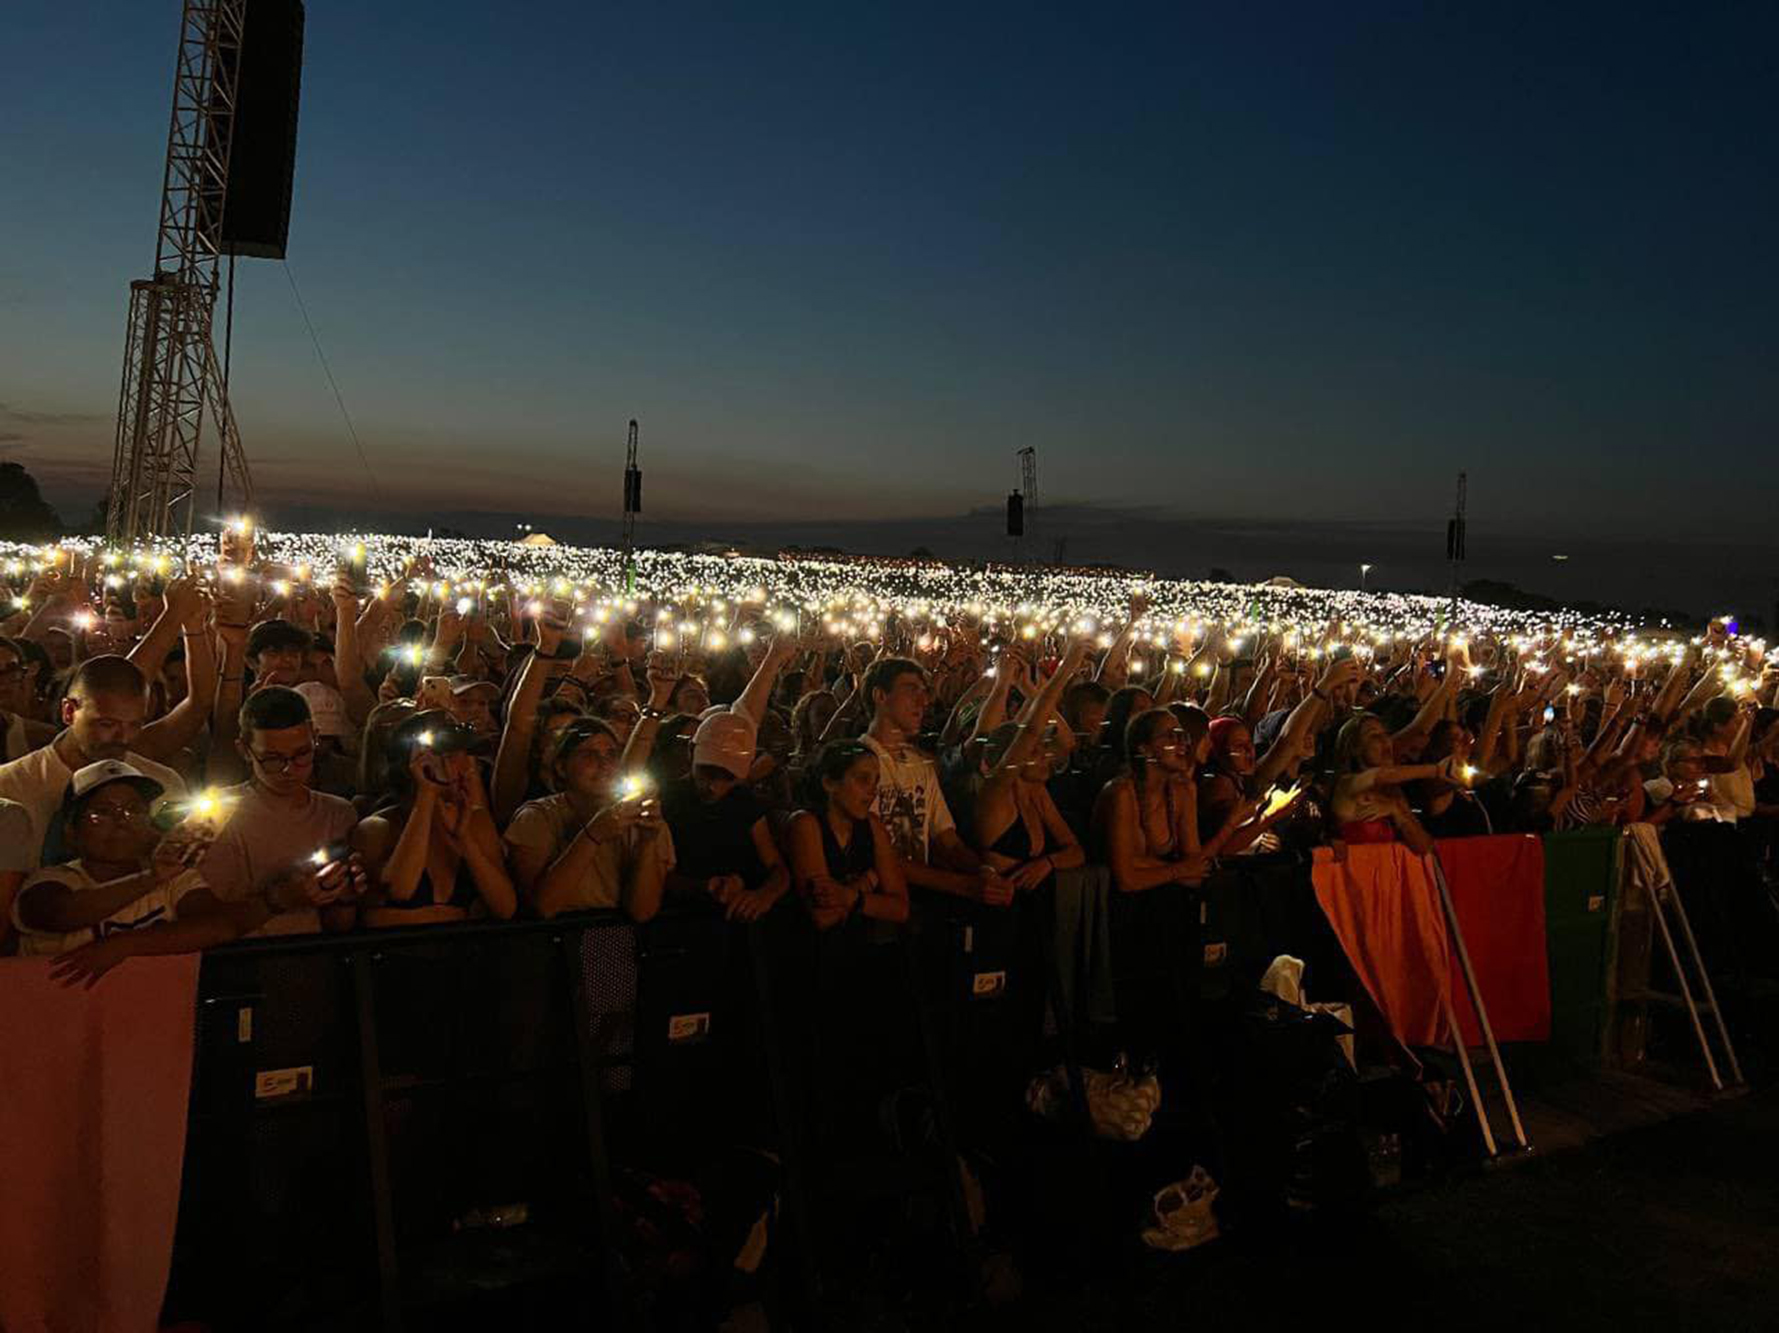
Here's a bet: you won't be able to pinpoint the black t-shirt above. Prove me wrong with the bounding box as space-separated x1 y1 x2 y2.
661 777 768 887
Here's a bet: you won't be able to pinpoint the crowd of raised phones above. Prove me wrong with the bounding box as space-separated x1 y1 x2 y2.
3 537 1778 979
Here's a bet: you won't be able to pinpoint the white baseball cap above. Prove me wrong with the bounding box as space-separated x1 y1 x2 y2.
68 759 165 804
692 712 757 781
295 681 352 739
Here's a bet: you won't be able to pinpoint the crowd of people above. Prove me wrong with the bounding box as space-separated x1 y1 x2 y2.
2 529 1776 980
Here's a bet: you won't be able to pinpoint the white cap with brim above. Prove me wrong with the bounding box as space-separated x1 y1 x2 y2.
692 711 757 781
68 759 165 804
294 681 353 739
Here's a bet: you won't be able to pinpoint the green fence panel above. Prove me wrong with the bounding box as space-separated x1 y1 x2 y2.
1541 828 1621 1062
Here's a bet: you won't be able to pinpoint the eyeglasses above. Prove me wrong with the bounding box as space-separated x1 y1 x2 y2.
79 805 151 828
250 744 318 774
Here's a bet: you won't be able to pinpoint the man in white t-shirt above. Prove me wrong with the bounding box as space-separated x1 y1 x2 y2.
861 657 1012 906
0 655 185 869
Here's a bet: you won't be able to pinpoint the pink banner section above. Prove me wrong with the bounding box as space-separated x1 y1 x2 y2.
1311 842 1452 1048
0 956 200 1333
1436 835 1552 1046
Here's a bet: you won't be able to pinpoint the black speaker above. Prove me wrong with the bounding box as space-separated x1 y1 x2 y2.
1446 517 1466 561
219 0 305 260
1007 491 1024 537
624 466 643 514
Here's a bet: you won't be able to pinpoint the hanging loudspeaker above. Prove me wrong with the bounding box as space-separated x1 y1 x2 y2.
217 0 306 260
1007 492 1024 537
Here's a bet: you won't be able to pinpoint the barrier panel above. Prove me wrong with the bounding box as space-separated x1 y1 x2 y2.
1541 827 1620 1062
19 826 1753 1329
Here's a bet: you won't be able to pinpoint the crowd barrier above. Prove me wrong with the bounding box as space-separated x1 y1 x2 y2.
1 822 1757 1331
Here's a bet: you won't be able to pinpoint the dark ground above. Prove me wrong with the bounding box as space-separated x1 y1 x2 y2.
953 1085 1779 1333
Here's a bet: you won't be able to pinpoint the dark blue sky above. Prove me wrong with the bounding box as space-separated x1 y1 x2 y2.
3 2 1775 551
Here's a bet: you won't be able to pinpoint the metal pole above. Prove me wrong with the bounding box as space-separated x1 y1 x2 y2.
1429 850 1529 1150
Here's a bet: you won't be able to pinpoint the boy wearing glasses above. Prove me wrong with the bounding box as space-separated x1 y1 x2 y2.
199 687 367 935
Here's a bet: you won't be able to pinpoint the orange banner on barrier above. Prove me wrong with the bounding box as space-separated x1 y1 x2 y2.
1311 843 1451 1048
0 955 199 1333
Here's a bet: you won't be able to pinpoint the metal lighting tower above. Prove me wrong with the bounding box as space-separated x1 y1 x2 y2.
620 418 641 589
1446 471 1468 622
1015 446 1037 563
107 0 255 544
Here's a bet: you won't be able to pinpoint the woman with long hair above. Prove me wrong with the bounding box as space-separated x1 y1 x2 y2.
1094 709 1255 893
784 740 908 930
1328 713 1449 854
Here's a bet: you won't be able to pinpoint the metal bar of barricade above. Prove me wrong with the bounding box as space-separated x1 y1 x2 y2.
1659 874 1745 1086
1428 851 1530 1152
1439 990 1498 1158
747 922 822 1326
903 933 986 1285
560 929 628 1331
350 950 404 1333
1644 887 1724 1091
1036 881 1096 1137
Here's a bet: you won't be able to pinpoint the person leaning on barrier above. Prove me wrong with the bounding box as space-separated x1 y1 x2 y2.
1328 713 1446 854
860 656 1015 908
658 711 792 923
785 740 909 931
504 715 673 922
352 710 517 925
12 761 330 985
1095 708 1246 892
199 686 369 935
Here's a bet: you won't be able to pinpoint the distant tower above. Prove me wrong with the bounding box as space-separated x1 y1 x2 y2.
1446 471 1468 621
1010 446 1037 562
621 419 641 590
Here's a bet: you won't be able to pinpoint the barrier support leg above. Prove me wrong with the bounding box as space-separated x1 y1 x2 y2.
1430 853 1530 1152
1662 879 1744 1086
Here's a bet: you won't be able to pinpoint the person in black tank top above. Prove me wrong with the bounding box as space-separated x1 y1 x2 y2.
785 741 908 931
969 642 1092 893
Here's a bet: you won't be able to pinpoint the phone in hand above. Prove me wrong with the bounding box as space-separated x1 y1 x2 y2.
337 542 370 597
417 675 453 711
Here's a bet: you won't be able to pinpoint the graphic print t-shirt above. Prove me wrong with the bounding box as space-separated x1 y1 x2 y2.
861 735 955 864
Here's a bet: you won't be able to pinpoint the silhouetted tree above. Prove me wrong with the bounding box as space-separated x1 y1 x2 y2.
0 463 63 541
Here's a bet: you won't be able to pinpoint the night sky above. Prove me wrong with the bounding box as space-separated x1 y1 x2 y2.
1 3 1775 605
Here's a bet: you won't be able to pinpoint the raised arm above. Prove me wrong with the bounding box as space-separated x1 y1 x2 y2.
136 593 218 767
330 576 377 728
491 615 565 823
731 636 799 729
987 640 1088 783
126 576 202 683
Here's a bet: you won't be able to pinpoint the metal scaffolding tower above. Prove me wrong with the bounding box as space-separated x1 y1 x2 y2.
107 0 255 544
